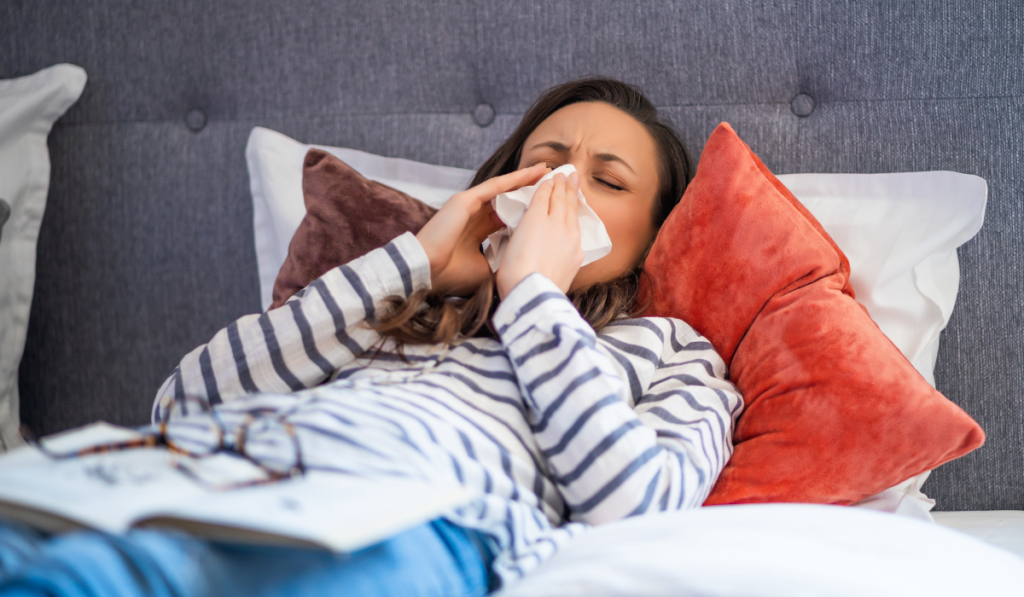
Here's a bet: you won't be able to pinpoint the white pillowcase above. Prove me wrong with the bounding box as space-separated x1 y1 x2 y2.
244 126 987 511
492 504 1024 597
0 64 87 453
246 126 472 312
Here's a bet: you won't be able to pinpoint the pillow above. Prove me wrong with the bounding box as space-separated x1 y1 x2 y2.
492 504 1024 597
245 126 473 312
0 64 86 453
270 149 437 309
637 122 985 505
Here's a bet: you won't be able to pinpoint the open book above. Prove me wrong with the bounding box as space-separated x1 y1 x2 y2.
0 422 474 552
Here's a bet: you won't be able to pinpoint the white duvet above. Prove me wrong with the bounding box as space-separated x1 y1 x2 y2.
494 504 1024 597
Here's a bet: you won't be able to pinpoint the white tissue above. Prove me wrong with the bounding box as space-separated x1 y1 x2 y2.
482 164 613 272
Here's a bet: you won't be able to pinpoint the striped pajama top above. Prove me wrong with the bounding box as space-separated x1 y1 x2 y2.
152 231 743 586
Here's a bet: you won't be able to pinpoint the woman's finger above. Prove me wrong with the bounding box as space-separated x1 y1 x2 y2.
468 202 504 242
565 172 581 223
464 163 548 205
528 179 554 218
548 173 567 219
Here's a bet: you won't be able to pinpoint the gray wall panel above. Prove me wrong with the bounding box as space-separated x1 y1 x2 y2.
660 104 800 173
3 1 197 123
2 0 482 123
799 1 1024 102
20 121 261 434
475 0 800 112
189 0 481 119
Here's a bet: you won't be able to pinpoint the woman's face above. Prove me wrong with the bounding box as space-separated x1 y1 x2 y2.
515 101 660 292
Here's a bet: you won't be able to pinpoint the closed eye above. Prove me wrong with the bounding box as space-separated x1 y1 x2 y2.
596 178 625 191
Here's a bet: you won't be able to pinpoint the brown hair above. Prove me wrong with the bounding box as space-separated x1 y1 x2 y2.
366 77 693 355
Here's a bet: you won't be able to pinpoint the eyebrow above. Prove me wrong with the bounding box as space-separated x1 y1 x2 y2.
527 141 636 174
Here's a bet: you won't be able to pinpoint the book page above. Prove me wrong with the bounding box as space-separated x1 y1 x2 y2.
136 471 475 552
0 423 208 533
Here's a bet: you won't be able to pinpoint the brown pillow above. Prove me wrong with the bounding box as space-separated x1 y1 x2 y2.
269 149 437 309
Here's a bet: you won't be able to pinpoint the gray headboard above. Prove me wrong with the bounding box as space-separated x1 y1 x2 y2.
4 1 1021 511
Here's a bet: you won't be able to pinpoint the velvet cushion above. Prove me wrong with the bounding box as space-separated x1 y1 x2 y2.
637 122 985 505
270 149 437 309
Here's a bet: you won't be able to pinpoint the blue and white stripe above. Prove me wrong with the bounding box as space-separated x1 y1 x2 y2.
153 231 743 585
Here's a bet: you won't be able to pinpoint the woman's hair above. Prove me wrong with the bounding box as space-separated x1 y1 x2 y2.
366 77 694 355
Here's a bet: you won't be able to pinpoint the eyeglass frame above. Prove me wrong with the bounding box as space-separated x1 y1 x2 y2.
19 395 307 491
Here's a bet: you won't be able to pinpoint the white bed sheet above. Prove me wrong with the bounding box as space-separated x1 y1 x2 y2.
933 510 1024 562
493 504 1024 597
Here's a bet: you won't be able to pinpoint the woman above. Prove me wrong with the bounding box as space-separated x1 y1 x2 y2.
0 78 742 596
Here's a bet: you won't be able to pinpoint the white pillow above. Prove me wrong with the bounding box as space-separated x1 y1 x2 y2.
244 126 987 510
0 64 87 453
492 504 1024 597
245 126 473 312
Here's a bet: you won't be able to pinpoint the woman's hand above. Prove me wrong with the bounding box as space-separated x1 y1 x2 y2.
496 172 584 299
416 163 549 296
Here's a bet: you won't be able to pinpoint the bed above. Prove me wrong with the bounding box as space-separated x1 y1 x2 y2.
2 1 1023 594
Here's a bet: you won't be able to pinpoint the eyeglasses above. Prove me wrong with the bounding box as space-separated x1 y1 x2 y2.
20 395 305 491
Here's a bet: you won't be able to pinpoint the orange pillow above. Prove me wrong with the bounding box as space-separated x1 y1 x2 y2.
638 123 985 505
270 149 437 309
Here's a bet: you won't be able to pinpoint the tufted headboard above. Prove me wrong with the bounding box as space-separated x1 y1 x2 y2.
3 1 1021 511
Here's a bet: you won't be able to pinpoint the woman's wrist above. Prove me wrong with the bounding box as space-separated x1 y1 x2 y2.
496 270 540 303
492 271 578 337
496 269 537 301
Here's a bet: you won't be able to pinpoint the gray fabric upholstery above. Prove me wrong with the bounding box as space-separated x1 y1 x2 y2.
3 0 1021 511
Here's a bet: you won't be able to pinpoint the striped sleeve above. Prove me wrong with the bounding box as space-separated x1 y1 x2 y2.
151 232 432 422
494 272 742 525
631 318 743 510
